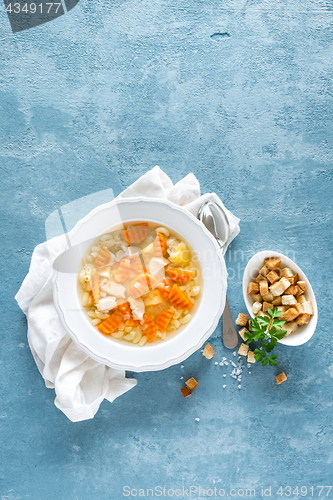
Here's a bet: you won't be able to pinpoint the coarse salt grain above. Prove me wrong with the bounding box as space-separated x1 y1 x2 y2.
238 385 241 389
223 374 226 378
215 362 218 365
233 352 236 356
195 418 200 422
247 363 251 368
181 365 184 368
223 385 226 389
249 371 251 374
219 362 223 366
180 377 183 380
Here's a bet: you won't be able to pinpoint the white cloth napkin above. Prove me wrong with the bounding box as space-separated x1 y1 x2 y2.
15 166 240 422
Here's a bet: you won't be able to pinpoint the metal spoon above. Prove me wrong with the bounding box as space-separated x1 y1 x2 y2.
198 201 238 349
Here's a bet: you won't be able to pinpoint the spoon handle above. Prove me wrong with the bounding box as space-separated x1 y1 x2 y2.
222 297 239 349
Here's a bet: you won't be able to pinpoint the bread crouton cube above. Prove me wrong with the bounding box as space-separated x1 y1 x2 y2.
297 281 307 292
247 351 256 363
282 295 297 306
247 282 259 295
262 292 274 302
255 274 264 283
281 307 299 322
294 313 311 325
239 327 249 341
296 285 305 298
277 305 287 313
264 257 282 270
294 303 303 315
287 273 299 286
259 280 269 296
236 313 249 326
270 277 290 296
260 265 269 277
281 267 294 278
284 285 298 295
276 372 287 385
272 296 282 306
186 377 199 391
238 343 249 356
252 293 263 303
180 386 192 397
252 301 263 315
283 322 299 336
263 301 273 313
297 294 306 304
301 300 314 315
202 344 214 359
266 270 280 284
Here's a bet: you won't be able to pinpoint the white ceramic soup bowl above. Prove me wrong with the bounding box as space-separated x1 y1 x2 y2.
242 250 317 346
53 197 227 372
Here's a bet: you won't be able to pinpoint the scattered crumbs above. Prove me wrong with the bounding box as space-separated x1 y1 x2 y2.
238 376 242 381
195 418 200 422
200 349 203 352
181 365 184 369
223 385 226 389
232 362 237 367
238 385 241 389
180 377 184 380
223 374 226 378
233 352 236 356
215 362 218 365
224 361 228 366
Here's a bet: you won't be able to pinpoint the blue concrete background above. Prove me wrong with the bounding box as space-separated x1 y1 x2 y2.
1 0 333 498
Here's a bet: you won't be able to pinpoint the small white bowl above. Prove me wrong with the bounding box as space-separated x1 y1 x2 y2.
243 250 317 346
53 197 227 372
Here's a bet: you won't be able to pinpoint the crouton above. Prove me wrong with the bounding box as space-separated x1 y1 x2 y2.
270 277 290 296
252 293 263 303
297 281 307 292
296 285 305 298
277 305 287 313
276 372 287 385
202 344 214 359
186 377 199 391
287 273 299 286
236 313 249 326
252 301 263 315
247 351 256 363
247 282 259 295
262 292 274 302
255 274 265 283
294 314 311 325
301 300 314 315
266 270 280 284
272 296 282 306
281 307 299 322
259 265 269 277
282 295 297 306
264 257 282 270
294 303 303 315
284 285 298 295
281 267 294 278
238 343 249 356
180 386 192 397
259 280 269 296
297 294 306 304
283 322 299 336
239 327 249 341
263 301 273 313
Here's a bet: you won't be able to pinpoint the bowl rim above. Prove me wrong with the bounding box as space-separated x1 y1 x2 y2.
53 196 227 371
242 250 317 346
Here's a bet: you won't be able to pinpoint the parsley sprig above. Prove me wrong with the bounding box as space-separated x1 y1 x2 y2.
244 307 287 366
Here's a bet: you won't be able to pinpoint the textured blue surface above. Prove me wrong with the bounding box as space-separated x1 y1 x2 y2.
1 0 333 498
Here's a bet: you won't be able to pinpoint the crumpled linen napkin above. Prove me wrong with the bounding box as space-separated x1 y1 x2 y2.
15 166 240 422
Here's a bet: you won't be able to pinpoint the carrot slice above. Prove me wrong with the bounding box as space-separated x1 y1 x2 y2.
142 313 156 342
114 258 132 283
94 247 111 269
168 267 194 282
157 277 174 300
156 308 174 333
118 302 132 320
169 284 192 310
130 273 158 298
91 275 100 304
98 310 124 335
153 233 166 257
120 225 149 245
